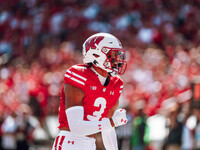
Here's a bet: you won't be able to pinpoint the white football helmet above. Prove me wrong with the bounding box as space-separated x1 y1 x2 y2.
82 33 127 76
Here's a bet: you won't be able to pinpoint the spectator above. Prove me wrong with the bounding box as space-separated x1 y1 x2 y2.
0 109 4 150
1 112 17 150
131 100 150 150
15 104 35 150
162 103 183 150
193 108 200 150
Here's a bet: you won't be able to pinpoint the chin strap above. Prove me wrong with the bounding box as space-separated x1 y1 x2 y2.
104 76 110 86
109 71 118 76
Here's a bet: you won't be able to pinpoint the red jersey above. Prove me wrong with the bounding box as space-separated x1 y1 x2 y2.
58 64 124 129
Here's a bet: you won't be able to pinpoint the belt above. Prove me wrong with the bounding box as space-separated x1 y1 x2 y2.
60 127 96 138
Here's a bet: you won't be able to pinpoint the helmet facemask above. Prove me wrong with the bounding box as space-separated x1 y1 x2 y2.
102 47 127 76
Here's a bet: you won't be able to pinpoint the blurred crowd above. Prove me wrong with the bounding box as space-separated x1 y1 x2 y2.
1 0 200 58
0 0 200 149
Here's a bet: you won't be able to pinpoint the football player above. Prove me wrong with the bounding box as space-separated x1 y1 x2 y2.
52 33 128 150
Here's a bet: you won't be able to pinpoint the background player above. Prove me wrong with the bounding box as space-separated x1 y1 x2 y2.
52 32 128 150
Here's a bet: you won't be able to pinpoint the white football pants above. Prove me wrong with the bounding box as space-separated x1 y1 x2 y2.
52 131 96 150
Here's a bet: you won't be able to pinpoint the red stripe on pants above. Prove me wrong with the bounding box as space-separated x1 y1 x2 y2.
54 136 60 150
58 136 65 150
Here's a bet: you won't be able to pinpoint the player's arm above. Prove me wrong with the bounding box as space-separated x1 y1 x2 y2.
64 84 127 136
64 83 84 108
101 99 120 150
106 99 119 118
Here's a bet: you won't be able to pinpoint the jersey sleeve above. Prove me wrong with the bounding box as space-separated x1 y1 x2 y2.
115 76 124 95
64 65 87 91
119 83 124 94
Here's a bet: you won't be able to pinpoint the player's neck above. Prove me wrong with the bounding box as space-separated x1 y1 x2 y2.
92 64 109 77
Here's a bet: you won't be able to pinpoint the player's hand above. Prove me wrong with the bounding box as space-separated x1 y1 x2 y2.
111 108 127 127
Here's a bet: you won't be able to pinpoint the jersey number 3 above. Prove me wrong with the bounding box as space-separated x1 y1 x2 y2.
87 97 106 121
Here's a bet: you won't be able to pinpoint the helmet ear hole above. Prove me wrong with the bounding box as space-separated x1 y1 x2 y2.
93 54 100 58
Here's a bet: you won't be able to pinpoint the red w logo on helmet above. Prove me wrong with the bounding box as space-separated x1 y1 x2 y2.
85 36 104 52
